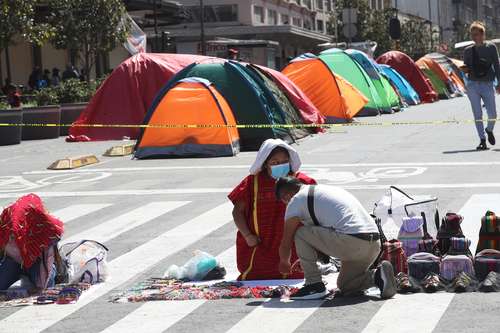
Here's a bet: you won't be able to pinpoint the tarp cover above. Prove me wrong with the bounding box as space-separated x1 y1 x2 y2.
69 53 211 141
377 51 438 103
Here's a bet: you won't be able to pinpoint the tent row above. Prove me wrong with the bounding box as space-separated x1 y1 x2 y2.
282 49 467 124
68 49 467 159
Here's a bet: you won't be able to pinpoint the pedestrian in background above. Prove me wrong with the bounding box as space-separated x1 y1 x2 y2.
51 68 61 86
463 21 500 150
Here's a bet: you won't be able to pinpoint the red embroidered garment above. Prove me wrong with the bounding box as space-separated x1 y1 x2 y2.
228 172 316 280
0 194 64 268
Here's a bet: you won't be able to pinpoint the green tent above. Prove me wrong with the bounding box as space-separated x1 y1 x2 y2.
345 49 401 113
421 68 451 99
169 61 305 150
319 48 383 116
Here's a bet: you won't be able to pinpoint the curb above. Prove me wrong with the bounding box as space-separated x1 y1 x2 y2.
48 155 99 170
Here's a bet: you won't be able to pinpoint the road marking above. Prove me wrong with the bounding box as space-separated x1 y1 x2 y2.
22 161 500 174
100 246 239 333
4 182 500 199
458 194 500 254
0 202 234 333
226 298 324 333
52 204 112 224
361 293 455 333
64 201 190 243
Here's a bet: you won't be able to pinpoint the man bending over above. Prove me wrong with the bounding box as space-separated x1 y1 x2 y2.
276 177 397 300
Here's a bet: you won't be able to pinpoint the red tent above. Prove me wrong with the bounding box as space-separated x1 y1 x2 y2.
376 51 438 103
69 53 211 141
254 65 325 129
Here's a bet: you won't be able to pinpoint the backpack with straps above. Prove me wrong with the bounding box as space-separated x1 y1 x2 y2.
374 217 408 274
437 213 465 255
476 211 500 253
418 212 439 255
398 216 424 257
59 240 109 285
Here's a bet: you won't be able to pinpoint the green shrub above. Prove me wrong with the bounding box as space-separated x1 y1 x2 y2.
0 100 10 110
33 88 58 106
55 79 89 104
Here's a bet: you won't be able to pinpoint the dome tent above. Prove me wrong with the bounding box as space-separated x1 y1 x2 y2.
135 78 240 158
282 53 368 122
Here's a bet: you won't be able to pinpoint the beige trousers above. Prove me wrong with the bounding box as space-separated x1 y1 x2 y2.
294 226 381 295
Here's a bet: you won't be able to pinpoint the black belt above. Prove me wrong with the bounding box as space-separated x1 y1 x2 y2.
349 233 380 241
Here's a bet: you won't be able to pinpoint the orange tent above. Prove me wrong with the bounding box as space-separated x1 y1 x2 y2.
135 78 240 158
282 57 368 122
417 57 465 94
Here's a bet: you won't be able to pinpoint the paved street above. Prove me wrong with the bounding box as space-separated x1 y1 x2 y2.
1 95 500 333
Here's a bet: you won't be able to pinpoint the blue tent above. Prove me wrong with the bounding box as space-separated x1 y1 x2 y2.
378 64 421 105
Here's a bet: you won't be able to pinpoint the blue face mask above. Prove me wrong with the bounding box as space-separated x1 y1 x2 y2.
270 163 291 179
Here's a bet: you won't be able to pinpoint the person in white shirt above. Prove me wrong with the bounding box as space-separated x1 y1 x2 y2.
276 177 396 300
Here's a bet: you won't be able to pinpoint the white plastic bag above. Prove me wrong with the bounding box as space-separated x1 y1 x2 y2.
373 186 439 240
164 250 218 281
59 240 109 285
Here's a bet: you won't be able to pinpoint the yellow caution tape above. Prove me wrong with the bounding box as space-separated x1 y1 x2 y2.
0 119 497 129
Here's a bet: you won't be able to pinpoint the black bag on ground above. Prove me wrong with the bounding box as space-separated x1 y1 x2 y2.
474 249 500 281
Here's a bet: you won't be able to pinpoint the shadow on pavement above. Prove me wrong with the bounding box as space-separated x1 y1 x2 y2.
442 149 486 154
244 295 380 309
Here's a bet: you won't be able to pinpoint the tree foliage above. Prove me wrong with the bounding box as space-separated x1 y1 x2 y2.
400 19 432 59
0 0 50 51
48 0 128 80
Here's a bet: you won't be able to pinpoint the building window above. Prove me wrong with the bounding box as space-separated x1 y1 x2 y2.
326 0 332 12
378 0 383 9
317 19 324 32
304 19 312 30
316 0 323 10
185 5 238 23
254 6 265 24
267 9 278 25
281 14 290 25
292 17 302 27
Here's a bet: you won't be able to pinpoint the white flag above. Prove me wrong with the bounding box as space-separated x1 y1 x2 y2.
123 14 147 55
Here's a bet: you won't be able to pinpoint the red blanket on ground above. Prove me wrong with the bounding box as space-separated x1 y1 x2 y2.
228 172 316 280
0 194 63 268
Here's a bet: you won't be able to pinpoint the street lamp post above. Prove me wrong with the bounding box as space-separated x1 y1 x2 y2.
428 0 434 51
153 0 159 52
200 0 206 55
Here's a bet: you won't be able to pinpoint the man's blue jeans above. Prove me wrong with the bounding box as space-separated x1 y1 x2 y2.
466 80 497 140
0 256 55 290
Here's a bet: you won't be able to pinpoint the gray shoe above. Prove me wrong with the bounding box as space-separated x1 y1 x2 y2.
375 261 397 299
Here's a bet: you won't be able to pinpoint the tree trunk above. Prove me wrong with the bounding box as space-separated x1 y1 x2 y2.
5 47 11 81
0 48 3 84
84 43 90 83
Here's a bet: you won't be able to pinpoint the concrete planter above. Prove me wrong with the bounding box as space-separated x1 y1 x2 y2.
22 105 61 140
0 108 22 146
60 102 87 136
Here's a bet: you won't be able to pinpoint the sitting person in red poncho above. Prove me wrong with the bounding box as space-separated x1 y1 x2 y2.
228 139 316 280
0 194 64 292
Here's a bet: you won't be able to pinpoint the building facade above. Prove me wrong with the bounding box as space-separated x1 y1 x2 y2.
371 0 500 45
162 0 334 68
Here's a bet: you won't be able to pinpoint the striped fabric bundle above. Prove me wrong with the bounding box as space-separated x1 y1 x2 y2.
0 194 64 268
381 239 408 274
477 211 500 253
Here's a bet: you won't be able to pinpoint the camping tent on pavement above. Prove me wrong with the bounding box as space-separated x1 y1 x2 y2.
170 60 308 150
345 49 401 112
135 78 240 158
69 53 211 141
282 54 368 122
417 57 458 98
319 48 385 116
378 65 420 105
424 53 466 94
377 51 438 103
253 65 325 129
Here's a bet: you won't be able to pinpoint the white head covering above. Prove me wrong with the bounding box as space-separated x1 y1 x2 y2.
249 139 301 175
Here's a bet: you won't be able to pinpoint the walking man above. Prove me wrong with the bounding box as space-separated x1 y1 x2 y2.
463 21 500 150
276 177 396 300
